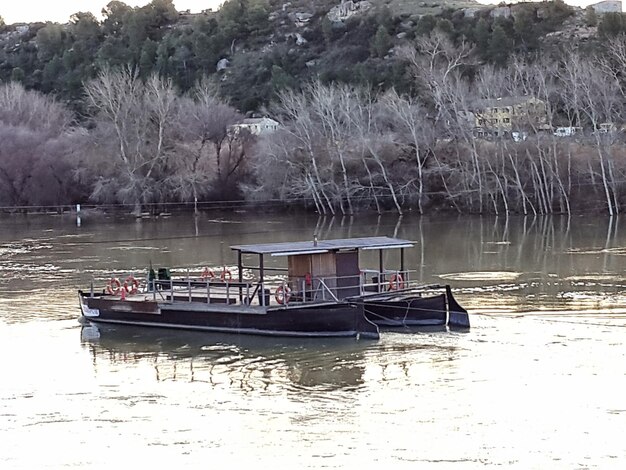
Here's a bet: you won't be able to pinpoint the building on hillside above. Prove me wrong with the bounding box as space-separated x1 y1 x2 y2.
590 0 622 14
554 126 582 137
465 96 549 139
229 117 280 136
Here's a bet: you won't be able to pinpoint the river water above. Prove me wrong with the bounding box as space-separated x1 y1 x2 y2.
0 212 625 469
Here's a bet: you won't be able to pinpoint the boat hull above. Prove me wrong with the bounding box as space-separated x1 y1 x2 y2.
362 286 470 328
79 292 379 339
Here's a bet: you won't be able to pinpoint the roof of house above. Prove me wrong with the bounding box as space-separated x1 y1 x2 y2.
241 117 279 125
474 96 542 108
231 236 414 256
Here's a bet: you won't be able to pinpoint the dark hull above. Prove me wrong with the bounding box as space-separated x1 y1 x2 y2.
363 286 470 328
79 293 379 339
364 295 447 326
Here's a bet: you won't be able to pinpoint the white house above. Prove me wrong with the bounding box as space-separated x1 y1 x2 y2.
554 126 582 137
230 117 280 136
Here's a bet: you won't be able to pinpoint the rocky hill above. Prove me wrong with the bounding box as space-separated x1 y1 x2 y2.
0 0 619 112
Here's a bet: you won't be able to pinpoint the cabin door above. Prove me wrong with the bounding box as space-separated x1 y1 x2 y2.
335 251 360 299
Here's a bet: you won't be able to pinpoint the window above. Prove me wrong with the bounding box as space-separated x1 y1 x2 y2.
503 118 510 123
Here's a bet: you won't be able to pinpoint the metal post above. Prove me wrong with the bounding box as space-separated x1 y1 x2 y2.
187 268 192 302
237 250 243 303
259 254 265 307
170 278 174 303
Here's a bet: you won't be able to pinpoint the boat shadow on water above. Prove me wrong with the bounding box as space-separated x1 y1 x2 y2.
79 322 371 390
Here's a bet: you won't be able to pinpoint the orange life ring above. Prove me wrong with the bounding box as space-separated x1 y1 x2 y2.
123 275 140 294
201 267 215 280
389 273 405 291
220 269 232 281
275 285 292 305
106 277 121 295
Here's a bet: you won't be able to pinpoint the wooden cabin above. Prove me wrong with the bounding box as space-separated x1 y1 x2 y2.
231 237 414 302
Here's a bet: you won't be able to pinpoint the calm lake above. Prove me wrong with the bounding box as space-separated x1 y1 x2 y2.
1 211 625 469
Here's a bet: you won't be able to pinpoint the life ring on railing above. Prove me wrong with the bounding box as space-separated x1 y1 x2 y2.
201 267 215 280
220 269 232 281
123 276 140 294
389 273 405 291
106 277 121 295
305 272 312 286
275 285 292 305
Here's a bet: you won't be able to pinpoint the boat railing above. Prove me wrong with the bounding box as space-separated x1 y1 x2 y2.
97 268 423 308
275 269 419 307
148 278 260 306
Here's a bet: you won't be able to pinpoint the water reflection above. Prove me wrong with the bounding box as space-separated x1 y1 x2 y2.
3 212 626 469
3 213 626 324
80 323 367 391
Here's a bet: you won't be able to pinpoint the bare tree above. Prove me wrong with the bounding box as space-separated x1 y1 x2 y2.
169 80 242 206
381 89 436 214
558 51 622 215
275 88 335 214
84 67 181 212
0 83 81 208
400 32 486 212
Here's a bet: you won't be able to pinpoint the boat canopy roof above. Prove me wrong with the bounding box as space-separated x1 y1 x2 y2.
231 236 414 256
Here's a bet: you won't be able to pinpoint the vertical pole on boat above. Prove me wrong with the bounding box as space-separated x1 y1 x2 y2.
237 250 243 303
76 204 81 227
379 249 384 292
187 268 191 302
259 254 265 306
400 248 405 282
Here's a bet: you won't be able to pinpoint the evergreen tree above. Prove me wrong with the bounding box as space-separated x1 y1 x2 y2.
585 6 598 27
514 8 538 51
11 67 25 83
598 12 626 37
371 25 392 58
415 15 436 36
489 21 514 66
474 17 491 56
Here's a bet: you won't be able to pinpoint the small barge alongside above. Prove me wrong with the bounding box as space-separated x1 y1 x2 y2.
78 236 470 340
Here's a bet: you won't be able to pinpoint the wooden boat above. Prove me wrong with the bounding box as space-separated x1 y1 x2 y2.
78 236 469 340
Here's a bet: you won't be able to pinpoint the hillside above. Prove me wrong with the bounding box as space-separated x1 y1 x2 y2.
0 0 619 112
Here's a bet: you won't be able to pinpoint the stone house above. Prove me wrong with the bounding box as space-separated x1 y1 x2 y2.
465 96 550 139
229 117 280 136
